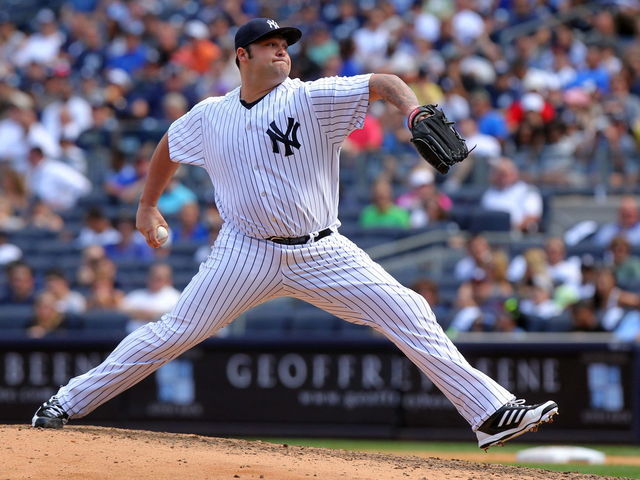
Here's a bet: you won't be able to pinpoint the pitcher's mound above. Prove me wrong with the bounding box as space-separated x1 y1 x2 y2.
1 425 611 480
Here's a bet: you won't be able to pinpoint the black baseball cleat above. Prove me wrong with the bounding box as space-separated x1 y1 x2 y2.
32 396 69 429
476 399 558 450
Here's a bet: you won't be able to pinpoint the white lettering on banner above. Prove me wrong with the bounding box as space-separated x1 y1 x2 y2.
4 353 23 386
298 390 341 406
278 354 307 389
226 354 252 388
28 353 48 386
475 357 560 393
543 359 561 392
3 352 105 388
312 355 330 388
257 354 277 388
497 358 515 391
343 390 400 409
337 355 355 388
362 355 384 389
223 353 452 391
390 356 412 391
75 353 103 374
52 353 72 386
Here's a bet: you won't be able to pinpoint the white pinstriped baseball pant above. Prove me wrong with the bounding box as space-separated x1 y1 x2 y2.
56 224 514 429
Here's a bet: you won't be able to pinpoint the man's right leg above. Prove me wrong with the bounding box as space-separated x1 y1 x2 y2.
33 228 284 426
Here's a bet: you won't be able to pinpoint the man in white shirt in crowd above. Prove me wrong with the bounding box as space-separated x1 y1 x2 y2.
481 157 543 233
594 196 640 247
119 263 180 332
26 146 91 211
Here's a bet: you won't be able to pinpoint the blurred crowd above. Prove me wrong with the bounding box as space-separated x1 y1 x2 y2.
1 0 640 338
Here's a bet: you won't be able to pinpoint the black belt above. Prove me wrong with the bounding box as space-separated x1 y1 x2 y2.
265 228 333 245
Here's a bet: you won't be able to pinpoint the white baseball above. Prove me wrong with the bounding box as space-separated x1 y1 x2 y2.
156 225 169 245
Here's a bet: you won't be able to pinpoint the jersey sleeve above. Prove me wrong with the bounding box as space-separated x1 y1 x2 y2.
167 98 214 167
307 74 372 143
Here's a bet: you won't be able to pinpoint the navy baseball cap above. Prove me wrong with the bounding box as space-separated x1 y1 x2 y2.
234 18 302 50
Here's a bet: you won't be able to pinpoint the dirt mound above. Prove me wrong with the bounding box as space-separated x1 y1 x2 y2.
1 425 614 480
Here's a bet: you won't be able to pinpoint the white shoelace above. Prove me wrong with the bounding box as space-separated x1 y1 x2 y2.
47 397 66 416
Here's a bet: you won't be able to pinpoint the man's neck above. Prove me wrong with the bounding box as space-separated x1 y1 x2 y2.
240 76 285 103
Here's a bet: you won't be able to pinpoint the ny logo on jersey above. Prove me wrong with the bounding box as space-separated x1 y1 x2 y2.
266 117 301 156
266 19 279 29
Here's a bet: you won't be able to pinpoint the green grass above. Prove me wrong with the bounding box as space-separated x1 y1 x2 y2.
255 438 639 455
252 438 640 479
511 463 640 479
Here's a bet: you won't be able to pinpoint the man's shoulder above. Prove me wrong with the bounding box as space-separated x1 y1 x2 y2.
194 93 234 109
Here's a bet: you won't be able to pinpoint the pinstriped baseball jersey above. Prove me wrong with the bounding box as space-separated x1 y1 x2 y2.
168 74 371 239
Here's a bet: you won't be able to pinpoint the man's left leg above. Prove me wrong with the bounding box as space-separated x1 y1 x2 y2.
284 233 557 448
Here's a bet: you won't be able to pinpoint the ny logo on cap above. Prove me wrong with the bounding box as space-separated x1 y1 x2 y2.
266 117 301 156
266 19 279 29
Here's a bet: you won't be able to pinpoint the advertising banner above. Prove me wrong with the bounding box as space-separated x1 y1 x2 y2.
1 337 637 441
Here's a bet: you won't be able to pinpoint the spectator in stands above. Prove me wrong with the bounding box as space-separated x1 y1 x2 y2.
469 90 509 141
593 195 640 247
26 146 91 212
396 167 451 228
509 237 581 290
157 178 198 216
0 105 61 169
569 299 605 333
76 207 121 248
480 157 543 233
518 276 563 322
104 146 152 205
509 247 553 295
606 235 640 288
444 117 501 190
42 268 86 314
352 8 391 71
172 20 221 75
41 72 93 143
342 113 384 155
0 198 25 232
172 202 209 243
12 9 64 68
506 118 546 183
106 22 148 75
68 20 107 78
86 276 125 311
594 113 640 189
119 263 180 332
575 254 599 301
58 136 88 174
0 261 36 305
359 177 410 229
104 215 154 262
449 251 513 332
0 231 22 266
27 291 71 338
0 166 29 215
454 234 494 283
27 199 65 233
411 278 450 325
593 267 640 332
565 44 611 94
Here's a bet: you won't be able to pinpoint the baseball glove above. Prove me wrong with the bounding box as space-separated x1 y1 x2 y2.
408 104 470 175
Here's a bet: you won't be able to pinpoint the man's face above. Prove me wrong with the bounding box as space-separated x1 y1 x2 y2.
239 35 291 80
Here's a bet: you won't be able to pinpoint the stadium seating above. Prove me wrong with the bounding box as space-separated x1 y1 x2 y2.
80 309 129 333
0 304 33 330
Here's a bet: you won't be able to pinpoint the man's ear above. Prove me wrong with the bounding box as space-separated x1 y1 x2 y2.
237 47 249 64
